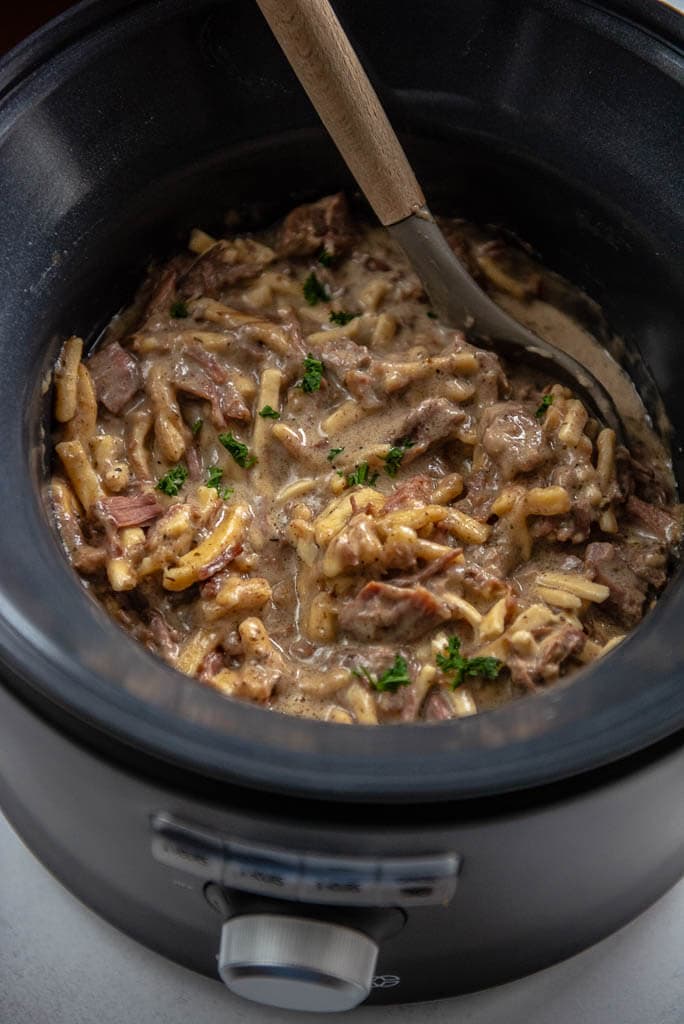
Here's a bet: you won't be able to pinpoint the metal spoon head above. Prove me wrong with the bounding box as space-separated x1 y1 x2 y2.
389 211 623 438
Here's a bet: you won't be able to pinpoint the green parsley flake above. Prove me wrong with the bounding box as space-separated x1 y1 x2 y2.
170 300 189 319
258 405 280 419
156 464 188 496
436 636 503 689
327 446 345 463
353 654 412 693
427 310 438 319
302 272 329 306
317 247 334 267
346 462 379 488
329 310 357 326
191 418 203 437
298 353 324 394
218 432 257 469
383 437 414 478
205 466 234 500
535 394 554 418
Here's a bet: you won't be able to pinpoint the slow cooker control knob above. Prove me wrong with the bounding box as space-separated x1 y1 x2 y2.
218 913 379 1012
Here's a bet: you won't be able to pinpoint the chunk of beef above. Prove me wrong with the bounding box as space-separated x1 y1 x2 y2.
457 468 499 519
338 581 450 642
398 398 465 461
626 496 680 545
100 492 163 528
196 542 243 582
383 474 434 512
179 239 273 300
173 361 250 426
72 545 108 574
277 193 355 258
324 340 372 378
199 649 226 681
628 455 672 505
320 340 388 409
619 539 669 590
147 611 181 661
422 688 454 721
507 623 585 689
87 342 142 414
473 349 510 405
585 541 652 627
462 564 511 603
478 402 548 480
185 443 203 481
140 267 178 323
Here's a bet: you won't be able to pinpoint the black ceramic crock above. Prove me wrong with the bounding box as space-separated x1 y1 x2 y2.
0 0 682 1009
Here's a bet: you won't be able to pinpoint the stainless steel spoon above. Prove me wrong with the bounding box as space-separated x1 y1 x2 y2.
255 0 621 433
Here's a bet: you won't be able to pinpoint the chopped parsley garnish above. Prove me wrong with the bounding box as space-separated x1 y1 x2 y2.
435 636 503 689
297 353 324 394
327 446 345 462
353 654 412 693
169 300 189 319
317 247 334 267
535 394 554 418
427 310 438 319
302 272 329 306
205 466 234 500
329 310 357 326
218 432 257 469
156 464 188 496
191 418 203 437
383 437 414 478
258 405 280 419
346 461 379 488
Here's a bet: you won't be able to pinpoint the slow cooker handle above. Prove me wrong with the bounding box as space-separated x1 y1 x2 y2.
255 0 426 227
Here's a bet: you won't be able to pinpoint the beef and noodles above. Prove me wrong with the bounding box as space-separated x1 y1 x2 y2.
50 194 681 724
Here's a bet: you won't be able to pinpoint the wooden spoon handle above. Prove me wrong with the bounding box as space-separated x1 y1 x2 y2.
255 0 425 226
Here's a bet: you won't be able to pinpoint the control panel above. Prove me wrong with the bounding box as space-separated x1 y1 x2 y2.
151 811 460 907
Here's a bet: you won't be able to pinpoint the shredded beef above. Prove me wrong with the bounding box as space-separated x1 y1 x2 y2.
99 492 162 528
392 550 462 587
87 342 141 414
338 580 450 642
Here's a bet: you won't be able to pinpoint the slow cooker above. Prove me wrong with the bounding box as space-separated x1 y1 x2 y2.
0 0 682 1012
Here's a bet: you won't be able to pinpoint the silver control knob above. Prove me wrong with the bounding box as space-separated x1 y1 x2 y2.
218 914 379 1012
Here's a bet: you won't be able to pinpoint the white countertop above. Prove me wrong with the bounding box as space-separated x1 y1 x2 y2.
1 811 682 1024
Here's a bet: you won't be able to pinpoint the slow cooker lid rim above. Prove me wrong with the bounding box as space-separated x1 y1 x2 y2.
3 648 683 819
2 582 683 805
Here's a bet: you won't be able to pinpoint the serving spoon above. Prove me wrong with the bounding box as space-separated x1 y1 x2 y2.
255 0 621 434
